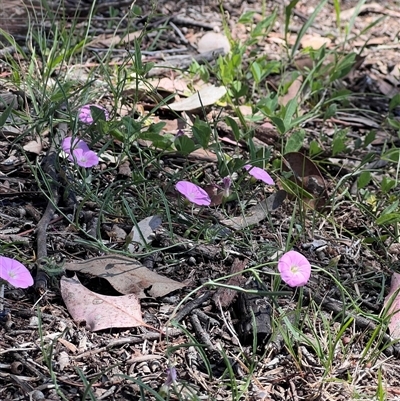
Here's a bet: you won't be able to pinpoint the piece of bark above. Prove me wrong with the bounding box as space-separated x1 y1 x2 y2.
213 258 247 309
234 284 272 346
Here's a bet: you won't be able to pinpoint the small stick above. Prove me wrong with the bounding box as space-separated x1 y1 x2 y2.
35 107 68 293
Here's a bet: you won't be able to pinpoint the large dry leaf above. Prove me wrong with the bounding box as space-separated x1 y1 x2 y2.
23 137 45 154
281 152 327 210
168 85 227 112
64 255 185 298
279 76 303 106
60 274 145 331
127 215 162 252
384 272 400 339
221 190 286 230
197 32 230 54
300 34 331 50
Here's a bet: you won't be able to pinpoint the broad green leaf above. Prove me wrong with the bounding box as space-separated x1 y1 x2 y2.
376 213 400 226
192 117 212 149
285 130 305 154
174 136 198 156
225 116 242 142
357 171 371 189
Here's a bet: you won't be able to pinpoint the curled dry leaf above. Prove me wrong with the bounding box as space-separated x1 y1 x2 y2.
281 152 327 210
57 351 70 371
23 137 45 154
60 274 146 331
221 190 286 230
168 85 227 112
127 215 162 252
64 255 185 298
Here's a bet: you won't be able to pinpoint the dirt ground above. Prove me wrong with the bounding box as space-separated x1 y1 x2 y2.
2 0 400 400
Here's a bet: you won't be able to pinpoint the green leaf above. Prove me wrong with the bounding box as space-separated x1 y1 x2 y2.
238 11 255 24
283 98 298 129
382 148 400 163
146 122 166 135
225 116 241 142
364 130 376 147
323 103 337 120
270 116 286 135
379 199 399 217
251 61 262 84
284 130 305 153
381 177 396 193
192 117 212 149
0 101 14 127
332 130 348 155
289 0 329 58
330 53 357 81
174 136 198 156
357 171 371 189
376 213 400 226
387 118 400 130
389 93 400 111
90 106 108 123
309 140 322 156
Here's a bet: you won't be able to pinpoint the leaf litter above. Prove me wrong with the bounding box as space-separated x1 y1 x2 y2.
2 0 400 400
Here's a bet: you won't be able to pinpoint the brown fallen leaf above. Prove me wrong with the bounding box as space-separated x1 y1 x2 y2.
281 152 327 210
384 272 400 339
23 137 45 154
300 34 331 50
220 190 286 230
64 255 185 298
60 274 146 331
279 76 303 107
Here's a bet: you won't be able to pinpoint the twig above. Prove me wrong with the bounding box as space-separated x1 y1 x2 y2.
147 48 226 77
34 107 68 293
190 313 216 352
172 291 213 323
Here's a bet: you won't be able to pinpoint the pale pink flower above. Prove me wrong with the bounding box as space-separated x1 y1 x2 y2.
244 165 275 185
278 250 311 287
0 257 33 288
71 148 99 168
175 181 211 206
78 104 109 125
62 137 99 168
62 137 89 154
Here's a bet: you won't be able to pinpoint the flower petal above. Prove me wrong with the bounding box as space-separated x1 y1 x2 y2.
0 256 33 288
78 104 110 125
244 165 275 185
62 137 90 155
278 250 311 287
175 181 211 206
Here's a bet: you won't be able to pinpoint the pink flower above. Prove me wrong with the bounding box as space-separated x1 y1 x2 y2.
62 137 89 154
71 148 99 168
244 165 274 185
62 137 99 168
0 257 33 288
175 181 211 206
278 250 311 287
78 104 110 125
